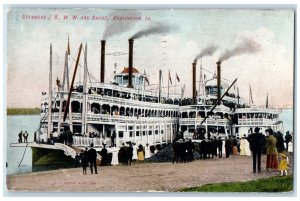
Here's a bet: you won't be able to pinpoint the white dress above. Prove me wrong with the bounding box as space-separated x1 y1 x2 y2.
145 146 151 158
240 139 251 156
288 142 293 152
111 147 119 166
222 140 226 156
132 145 138 160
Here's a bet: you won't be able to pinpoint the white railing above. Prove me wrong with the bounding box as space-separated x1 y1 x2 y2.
87 95 179 110
179 118 229 125
87 114 177 123
54 143 77 159
73 136 106 147
237 118 275 126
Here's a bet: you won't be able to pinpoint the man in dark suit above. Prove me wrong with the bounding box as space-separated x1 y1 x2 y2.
88 143 98 174
247 127 266 173
127 143 133 165
100 144 108 166
284 131 292 152
225 137 231 158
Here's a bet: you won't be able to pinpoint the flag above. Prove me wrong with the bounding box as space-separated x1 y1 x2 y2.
249 83 254 104
145 77 149 85
176 73 180 82
266 93 269 108
181 84 185 98
169 70 172 85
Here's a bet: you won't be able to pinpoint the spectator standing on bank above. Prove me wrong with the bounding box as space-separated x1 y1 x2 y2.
80 148 88 175
217 137 223 158
225 137 231 158
88 143 98 174
248 127 266 173
137 144 145 162
265 128 279 171
284 131 292 152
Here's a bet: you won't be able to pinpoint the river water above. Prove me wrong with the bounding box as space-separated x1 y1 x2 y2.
5 109 293 175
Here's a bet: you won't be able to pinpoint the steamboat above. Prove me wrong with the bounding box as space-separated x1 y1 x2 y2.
11 38 283 165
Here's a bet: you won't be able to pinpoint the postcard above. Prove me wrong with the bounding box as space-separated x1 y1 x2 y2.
5 6 294 193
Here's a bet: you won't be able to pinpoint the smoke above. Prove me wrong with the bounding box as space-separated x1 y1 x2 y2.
218 38 261 62
194 44 218 63
103 10 141 40
130 22 175 39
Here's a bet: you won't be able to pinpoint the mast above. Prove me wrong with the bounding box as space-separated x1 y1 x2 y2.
167 70 170 99
63 43 83 122
47 43 53 139
216 61 221 105
58 38 70 135
67 39 73 132
158 70 162 103
81 43 88 135
57 50 68 135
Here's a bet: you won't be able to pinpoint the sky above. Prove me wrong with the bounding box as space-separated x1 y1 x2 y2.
6 7 294 108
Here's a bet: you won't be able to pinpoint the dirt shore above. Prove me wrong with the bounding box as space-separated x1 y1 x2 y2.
6 155 291 192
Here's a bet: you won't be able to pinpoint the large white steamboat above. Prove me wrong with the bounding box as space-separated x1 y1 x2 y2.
13 39 283 165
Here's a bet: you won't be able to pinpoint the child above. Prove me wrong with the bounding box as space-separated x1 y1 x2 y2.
278 152 289 176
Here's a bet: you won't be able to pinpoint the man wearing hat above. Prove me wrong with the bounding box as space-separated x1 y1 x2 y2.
88 143 98 174
247 127 266 173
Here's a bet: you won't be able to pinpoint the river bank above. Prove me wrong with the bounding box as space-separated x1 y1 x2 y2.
6 154 293 192
7 108 40 115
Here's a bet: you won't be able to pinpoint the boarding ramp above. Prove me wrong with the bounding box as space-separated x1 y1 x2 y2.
54 143 102 161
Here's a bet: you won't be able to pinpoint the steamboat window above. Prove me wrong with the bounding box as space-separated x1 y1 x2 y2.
161 130 164 134
115 75 122 85
235 127 239 134
129 126 133 130
143 131 146 136
123 75 129 85
155 130 158 135
149 131 152 135
118 131 124 138
136 131 140 136
129 131 133 137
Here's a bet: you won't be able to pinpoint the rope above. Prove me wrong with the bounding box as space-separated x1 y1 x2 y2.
18 142 29 167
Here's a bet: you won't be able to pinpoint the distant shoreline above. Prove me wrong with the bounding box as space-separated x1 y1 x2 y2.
7 108 40 115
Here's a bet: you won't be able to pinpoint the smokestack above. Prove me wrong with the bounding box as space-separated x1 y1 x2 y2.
128 39 134 88
192 62 197 104
100 40 106 83
217 61 221 105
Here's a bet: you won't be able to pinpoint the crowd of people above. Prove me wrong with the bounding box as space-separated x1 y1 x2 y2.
172 128 292 176
75 142 152 175
21 126 292 177
247 127 292 176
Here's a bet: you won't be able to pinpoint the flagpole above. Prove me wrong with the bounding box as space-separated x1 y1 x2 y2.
168 70 170 99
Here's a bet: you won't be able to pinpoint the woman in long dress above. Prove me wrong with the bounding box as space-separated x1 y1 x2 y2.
265 128 279 170
144 143 151 158
137 144 145 161
132 144 138 160
111 146 119 166
240 135 251 156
